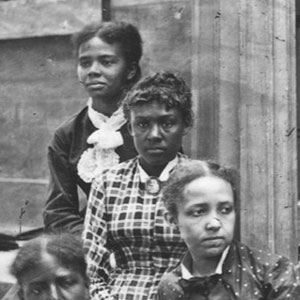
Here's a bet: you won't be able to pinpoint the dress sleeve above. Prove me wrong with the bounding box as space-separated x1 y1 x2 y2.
264 256 300 299
83 177 115 300
43 130 83 235
156 272 185 300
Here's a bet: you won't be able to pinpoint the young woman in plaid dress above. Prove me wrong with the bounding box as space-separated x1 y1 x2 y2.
83 71 194 300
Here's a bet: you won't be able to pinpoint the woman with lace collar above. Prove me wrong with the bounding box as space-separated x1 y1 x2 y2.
43 21 143 235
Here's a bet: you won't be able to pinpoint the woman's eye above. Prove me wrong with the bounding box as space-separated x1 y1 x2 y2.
60 279 75 288
79 60 91 68
31 287 42 295
220 206 233 214
137 122 149 128
192 209 206 217
101 59 113 66
162 121 174 129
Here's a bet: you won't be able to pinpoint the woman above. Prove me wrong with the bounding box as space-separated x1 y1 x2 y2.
5 234 88 300
158 160 300 299
43 21 142 234
83 71 194 300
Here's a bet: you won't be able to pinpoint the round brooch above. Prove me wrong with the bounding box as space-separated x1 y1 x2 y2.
145 177 161 195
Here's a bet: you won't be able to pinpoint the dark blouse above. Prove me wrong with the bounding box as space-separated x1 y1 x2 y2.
43 106 137 234
157 241 300 300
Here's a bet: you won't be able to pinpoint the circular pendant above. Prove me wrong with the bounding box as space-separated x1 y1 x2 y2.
145 177 161 195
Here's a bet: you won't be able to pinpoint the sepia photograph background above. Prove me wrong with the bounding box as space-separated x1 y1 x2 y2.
0 0 298 292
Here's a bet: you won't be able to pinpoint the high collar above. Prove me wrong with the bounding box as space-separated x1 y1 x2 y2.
137 156 179 183
181 246 230 279
87 98 127 131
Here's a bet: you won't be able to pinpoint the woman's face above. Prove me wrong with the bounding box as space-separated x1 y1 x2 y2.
20 253 88 300
129 101 187 175
175 176 236 262
77 36 132 103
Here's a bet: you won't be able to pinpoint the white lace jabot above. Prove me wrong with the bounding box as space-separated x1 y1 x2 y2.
77 99 127 183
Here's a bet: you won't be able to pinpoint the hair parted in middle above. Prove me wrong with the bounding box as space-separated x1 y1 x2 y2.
123 70 194 128
162 159 240 219
72 20 143 86
10 233 87 283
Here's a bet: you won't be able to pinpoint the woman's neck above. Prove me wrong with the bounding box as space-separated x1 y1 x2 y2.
91 94 123 117
191 255 221 277
139 160 167 177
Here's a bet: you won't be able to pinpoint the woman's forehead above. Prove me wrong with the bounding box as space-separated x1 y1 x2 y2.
183 176 234 202
130 101 181 117
20 253 75 283
78 36 123 58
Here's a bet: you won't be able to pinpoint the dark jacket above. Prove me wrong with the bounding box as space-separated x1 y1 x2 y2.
43 107 137 234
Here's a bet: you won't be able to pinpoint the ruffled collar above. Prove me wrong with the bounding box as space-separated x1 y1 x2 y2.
87 98 127 131
77 99 127 183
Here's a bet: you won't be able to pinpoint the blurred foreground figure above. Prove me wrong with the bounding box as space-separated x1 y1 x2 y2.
4 234 89 300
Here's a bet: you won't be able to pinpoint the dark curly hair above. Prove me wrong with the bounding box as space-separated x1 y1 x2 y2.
72 21 143 85
123 71 193 128
162 160 239 219
10 233 87 283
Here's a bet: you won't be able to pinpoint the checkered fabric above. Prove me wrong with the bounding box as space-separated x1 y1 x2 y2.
83 154 188 300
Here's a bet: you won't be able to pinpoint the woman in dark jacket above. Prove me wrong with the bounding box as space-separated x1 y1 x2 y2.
43 21 142 234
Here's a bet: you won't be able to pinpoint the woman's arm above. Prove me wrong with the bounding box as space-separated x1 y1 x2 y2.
83 178 115 300
43 131 84 235
264 256 300 299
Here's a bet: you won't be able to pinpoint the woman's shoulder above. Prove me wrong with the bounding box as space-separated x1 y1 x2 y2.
103 157 138 176
93 157 138 188
54 106 89 134
51 106 92 144
233 240 296 276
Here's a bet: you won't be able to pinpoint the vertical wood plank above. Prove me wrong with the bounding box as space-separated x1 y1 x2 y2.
113 0 298 261
190 0 220 161
191 0 298 261
102 0 111 21
239 0 297 260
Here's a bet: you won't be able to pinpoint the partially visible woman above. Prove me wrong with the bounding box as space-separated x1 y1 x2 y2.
43 21 143 234
4 234 88 300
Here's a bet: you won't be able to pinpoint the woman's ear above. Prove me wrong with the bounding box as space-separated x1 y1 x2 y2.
17 284 24 300
127 122 133 136
182 125 190 136
126 63 137 81
164 212 178 228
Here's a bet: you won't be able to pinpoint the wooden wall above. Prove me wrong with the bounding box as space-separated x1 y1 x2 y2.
0 36 86 233
0 0 102 234
112 0 298 261
190 0 298 261
0 0 102 39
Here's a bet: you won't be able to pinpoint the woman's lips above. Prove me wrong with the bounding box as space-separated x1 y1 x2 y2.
86 82 105 88
202 237 224 243
146 148 165 154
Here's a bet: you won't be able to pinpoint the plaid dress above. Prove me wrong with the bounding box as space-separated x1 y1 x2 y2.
83 154 188 300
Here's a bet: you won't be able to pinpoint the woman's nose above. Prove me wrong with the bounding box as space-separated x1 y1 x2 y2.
88 61 101 76
148 124 161 140
206 216 222 231
48 284 59 300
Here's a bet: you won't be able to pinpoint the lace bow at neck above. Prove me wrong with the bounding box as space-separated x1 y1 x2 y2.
77 99 127 183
